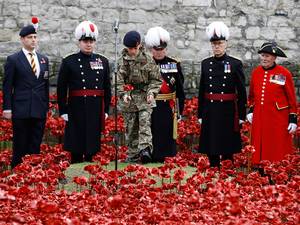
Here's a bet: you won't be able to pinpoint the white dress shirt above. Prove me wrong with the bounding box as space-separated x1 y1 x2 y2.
22 48 40 78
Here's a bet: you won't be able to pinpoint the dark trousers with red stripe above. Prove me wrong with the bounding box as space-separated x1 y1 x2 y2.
11 118 46 168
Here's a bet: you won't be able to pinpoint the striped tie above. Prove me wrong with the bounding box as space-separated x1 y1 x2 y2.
29 53 37 75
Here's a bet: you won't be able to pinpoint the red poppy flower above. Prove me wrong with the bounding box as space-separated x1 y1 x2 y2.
123 84 134 92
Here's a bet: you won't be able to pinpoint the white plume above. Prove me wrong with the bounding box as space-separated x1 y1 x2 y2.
145 26 170 47
75 21 99 40
206 21 230 40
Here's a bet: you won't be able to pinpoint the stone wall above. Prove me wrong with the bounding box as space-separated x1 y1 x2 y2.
0 0 299 97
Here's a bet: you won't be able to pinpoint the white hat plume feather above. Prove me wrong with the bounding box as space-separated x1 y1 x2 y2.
75 20 99 40
206 21 229 40
145 26 170 47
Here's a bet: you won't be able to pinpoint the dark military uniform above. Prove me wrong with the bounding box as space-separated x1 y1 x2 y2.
57 51 111 162
151 56 185 162
198 53 247 162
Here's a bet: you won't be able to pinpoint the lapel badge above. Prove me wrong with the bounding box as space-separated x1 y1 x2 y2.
40 58 46 64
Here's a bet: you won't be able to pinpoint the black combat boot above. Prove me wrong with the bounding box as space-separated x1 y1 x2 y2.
140 147 152 164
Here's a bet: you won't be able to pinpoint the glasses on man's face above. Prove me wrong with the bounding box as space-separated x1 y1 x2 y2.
211 41 226 47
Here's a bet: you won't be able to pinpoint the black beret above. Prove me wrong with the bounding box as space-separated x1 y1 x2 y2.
258 42 287 58
19 25 36 37
123 31 141 47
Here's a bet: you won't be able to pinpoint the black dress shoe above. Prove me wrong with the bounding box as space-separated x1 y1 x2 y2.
85 154 94 162
140 148 152 164
71 154 83 164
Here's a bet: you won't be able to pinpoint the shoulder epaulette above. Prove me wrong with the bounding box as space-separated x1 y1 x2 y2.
229 55 242 61
63 52 76 59
169 56 181 63
201 56 213 61
95 53 109 59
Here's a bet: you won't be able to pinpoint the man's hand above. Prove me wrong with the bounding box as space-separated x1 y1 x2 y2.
198 118 202 124
61 114 68 121
105 113 108 120
239 120 244 125
123 94 132 104
3 111 12 120
147 94 154 104
246 113 253 124
287 123 297 134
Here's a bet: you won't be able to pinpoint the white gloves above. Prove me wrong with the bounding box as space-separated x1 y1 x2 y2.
246 113 296 133
287 123 297 134
61 114 68 121
177 115 182 122
105 113 108 119
3 110 12 119
198 118 202 124
239 120 244 125
246 113 253 123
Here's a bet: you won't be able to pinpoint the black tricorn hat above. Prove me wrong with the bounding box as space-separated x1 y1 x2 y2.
258 42 287 58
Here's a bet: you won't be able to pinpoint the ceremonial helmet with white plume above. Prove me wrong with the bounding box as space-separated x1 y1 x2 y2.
75 21 99 41
145 26 170 50
206 21 230 42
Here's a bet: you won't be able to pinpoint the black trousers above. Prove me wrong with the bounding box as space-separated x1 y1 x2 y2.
11 118 46 168
208 154 233 168
70 149 99 163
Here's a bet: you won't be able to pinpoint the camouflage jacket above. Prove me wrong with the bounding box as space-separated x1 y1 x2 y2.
117 46 162 112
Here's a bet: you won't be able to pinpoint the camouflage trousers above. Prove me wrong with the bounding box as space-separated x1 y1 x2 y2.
122 109 153 159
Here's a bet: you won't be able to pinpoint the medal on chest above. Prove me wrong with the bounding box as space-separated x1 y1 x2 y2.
269 74 286 85
224 62 231 73
160 63 178 73
90 58 104 70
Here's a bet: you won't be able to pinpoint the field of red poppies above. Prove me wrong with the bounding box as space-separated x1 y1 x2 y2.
0 93 299 224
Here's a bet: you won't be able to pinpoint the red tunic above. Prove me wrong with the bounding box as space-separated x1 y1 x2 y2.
248 64 297 164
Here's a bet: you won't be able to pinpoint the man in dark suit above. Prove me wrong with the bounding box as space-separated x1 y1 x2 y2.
57 21 111 163
2 22 49 168
197 21 247 168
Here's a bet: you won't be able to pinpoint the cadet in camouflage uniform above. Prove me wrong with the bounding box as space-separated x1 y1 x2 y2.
117 31 162 163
